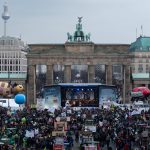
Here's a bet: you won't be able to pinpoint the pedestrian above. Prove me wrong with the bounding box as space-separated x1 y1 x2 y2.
108 147 112 150
124 143 129 150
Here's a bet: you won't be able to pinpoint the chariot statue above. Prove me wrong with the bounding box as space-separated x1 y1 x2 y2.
67 17 91 42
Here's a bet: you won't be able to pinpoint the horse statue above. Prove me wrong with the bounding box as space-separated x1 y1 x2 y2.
85 33 91 42
67 32 73 42
78 17 83 24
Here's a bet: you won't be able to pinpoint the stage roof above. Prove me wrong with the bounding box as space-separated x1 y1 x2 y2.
44 83 116 88
58 83 102 86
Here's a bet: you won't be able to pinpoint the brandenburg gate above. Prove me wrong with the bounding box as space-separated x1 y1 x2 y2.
26 18 132 105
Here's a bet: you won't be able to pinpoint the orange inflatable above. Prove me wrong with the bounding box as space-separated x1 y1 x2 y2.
0 81 24 98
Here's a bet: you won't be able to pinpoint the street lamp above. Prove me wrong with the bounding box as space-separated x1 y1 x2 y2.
123 65 126 104
75 73 81 83
55 76 62 84
8 66 10 108
76 73 80 78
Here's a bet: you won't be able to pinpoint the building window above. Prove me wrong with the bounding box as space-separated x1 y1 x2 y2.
10 40 13 45
16 60 18 64
2 40 5 45
146 64 149 73
71 65 88 83
16 66 18 71
36 65 47 93
146 59 149 63
112 65 123 81
138 53 142 58
10 66 12 71
132 66 135 73
139 59 142 63
147 47 150 51
138 64 143 73
95 64 106 83
131 58 135 63
2 53 4 58
53 65 64 84
5 59 7 65
5 66 7 71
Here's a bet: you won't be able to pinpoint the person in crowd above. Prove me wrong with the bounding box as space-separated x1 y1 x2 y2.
0 103 150 149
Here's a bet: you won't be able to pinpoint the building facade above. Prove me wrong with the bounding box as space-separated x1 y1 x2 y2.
27 18 132 105
129 36 150 88
0 36 27 86
0 3 27 88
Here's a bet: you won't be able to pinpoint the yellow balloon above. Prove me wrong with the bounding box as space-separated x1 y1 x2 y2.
15 85 24 93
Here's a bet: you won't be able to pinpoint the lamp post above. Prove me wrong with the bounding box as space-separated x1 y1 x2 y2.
148 66 150 103
8 66 10 108
148 66 150 88
123 65 126 104
55 76 62 84
55 76 59 84
76 73 81 83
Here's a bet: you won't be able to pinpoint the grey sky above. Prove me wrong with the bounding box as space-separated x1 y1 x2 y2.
0 0 150 44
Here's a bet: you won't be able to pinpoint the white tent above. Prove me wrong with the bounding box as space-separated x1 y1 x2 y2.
0 99 19 110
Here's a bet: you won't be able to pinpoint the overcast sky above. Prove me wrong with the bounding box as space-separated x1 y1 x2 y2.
0 0 150 44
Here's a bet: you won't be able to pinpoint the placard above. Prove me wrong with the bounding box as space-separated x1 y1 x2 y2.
52 131 66 136
53 144 64 150
84 145 97 150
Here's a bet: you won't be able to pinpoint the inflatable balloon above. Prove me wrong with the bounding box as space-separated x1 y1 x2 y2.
0 81 24 98
15 94 26 104
21 117 26 123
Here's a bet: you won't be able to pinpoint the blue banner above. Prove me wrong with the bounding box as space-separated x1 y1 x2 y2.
43 86 61 109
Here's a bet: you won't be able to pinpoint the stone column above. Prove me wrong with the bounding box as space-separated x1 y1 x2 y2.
88 65 95 83
106 64 112 85
46 65 53 85
27 65 36 105
64 65 71 83
124 65 131 103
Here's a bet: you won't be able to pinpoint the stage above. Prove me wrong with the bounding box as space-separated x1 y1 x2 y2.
41 83 118 108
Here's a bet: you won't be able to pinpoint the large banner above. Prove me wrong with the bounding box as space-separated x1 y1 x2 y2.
99 85 118 104
43 86 61 109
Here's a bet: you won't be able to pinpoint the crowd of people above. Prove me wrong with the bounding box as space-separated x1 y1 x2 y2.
0 104 150 150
